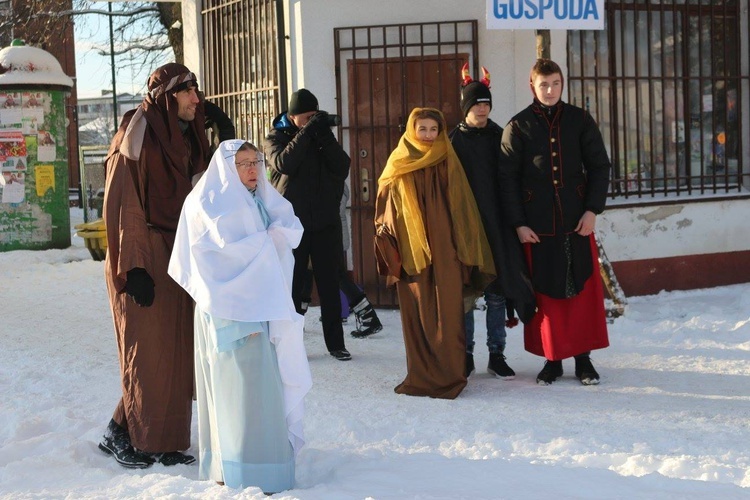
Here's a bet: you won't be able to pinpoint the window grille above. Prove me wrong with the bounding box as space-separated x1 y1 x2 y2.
568 0 750 201
201 0 281 145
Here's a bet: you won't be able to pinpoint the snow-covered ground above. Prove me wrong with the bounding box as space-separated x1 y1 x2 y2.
1 209 748 499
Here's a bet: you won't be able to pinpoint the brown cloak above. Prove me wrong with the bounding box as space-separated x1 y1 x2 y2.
103 63 209 452
375 108 494 399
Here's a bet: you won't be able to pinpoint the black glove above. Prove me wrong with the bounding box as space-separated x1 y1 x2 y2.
308 112 341 147
505 299 519 328
125 268 155 307
314 124 338 147
305 111 329 133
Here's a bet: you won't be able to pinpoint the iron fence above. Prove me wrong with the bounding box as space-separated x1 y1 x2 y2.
568 0 750 201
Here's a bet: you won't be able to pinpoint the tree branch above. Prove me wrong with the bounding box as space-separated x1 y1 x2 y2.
97 44 172 57
33 7 160 19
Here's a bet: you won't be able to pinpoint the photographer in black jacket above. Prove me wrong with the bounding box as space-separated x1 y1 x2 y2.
264 89 353 361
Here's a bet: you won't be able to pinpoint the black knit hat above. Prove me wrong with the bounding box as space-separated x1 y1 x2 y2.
288 88 319 115
460 81 492 117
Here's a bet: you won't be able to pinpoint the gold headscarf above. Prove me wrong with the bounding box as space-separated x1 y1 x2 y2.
378 107 495 278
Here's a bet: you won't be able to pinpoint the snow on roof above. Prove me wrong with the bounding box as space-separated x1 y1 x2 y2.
0 41 74 88
79 116 113 132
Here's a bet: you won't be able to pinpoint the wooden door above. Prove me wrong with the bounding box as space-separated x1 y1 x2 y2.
347 54 467 307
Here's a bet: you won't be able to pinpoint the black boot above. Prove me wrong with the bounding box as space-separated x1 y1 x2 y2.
465 352 475 378
487 352 515 379
575 354 600 385
98 419 154 469
329 348 352 361
350 298 383 338
536 360 563 385
143 451 196 466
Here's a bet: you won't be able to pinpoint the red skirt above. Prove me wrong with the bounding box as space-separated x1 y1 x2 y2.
523 234 609 360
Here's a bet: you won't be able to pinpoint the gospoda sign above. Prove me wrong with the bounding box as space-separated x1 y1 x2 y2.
487 0 605 30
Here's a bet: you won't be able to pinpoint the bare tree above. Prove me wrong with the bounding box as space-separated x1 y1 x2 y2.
535 30 550 60
156 2 183 64
72 1 182 82
2 1 183 76
0 0 76 49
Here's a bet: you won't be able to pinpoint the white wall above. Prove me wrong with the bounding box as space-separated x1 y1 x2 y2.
598 198 750 261
182 0 202 80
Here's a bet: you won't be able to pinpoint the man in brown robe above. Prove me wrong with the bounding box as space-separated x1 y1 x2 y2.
375 108 494 399
99 63 210 468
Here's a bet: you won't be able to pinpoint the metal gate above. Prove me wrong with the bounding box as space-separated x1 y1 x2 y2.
334 20 479 307
201 0 286 145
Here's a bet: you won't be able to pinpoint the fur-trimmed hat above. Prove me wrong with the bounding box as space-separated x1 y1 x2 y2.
460 63 492 117
288 88 319 115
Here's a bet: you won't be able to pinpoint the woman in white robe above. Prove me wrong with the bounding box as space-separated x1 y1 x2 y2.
168 139 312 493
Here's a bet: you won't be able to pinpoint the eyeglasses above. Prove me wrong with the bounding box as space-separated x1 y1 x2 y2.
236 159 264 170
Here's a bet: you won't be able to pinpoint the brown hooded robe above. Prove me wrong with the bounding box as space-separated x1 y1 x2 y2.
103 64 209 452
375 108 494 399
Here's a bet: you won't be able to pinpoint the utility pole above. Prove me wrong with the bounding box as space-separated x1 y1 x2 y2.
535 30 550 59
108 1 117 135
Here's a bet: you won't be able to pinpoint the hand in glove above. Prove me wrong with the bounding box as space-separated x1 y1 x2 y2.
307 112 341 147
125 268 155 307
304 111 329 133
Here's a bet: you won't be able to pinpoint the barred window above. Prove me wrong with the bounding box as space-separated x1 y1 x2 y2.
201 0 281 145
568 0 750 201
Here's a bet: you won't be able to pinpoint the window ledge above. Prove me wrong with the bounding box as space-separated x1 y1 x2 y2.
606 186 750 209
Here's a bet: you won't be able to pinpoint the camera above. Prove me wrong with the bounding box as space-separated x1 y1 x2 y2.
325 113 342 127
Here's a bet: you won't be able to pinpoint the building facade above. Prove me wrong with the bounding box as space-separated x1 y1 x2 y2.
77 92 143 146
183 0 750 302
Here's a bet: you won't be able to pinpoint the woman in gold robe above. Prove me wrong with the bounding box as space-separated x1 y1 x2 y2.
374 108 495 399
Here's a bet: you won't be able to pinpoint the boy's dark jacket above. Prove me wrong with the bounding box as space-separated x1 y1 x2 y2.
450 119 536 323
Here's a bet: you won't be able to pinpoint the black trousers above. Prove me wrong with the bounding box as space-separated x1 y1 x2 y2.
299 259 365 315
292 225 345 352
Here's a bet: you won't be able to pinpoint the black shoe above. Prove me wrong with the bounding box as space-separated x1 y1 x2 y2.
329 348 352 361
465 352 475 378
575 355 600 385
487 353 515 379
98 419 154 469
145 451 196 466
536 360 563 385
350 298 383 338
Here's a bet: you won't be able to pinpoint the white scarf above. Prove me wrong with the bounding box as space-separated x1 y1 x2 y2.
168 139 311 453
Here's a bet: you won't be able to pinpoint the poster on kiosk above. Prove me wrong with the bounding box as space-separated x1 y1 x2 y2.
0 40 74 251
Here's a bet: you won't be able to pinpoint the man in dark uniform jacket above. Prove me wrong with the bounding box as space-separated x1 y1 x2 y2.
264 89 353 361
499 59 611 386
449 65 535 380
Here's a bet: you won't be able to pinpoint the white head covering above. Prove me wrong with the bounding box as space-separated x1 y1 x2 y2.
169 139 302 321
168 139 311 454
